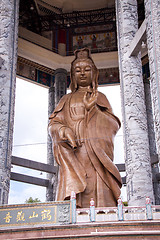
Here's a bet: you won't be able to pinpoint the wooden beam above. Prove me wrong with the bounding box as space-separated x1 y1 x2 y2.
11 156 57 174
151 154 159 165
122 176 126 185
11 172 49 187
116 163 125 172
156 173 160 181
11 172 127 187
11 156 126 186
127 19 146 57
12 156 126 173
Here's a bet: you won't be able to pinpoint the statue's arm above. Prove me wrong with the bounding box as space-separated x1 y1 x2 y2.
48 94 77 149
49 113 77 149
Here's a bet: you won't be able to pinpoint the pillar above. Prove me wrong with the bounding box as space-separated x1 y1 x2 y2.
46 84 55 201
144 79 157 157
58 29 66 56
116 0 154 205
0 0 19 204
144 78 160 204
46 68 67 201
54 68 67 106
144 0 160 159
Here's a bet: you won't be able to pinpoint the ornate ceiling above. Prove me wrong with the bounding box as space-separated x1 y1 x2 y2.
19 0 144 34
38 0 115 12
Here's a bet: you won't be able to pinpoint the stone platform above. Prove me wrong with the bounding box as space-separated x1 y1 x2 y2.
1 220 160 239
1 202 160 239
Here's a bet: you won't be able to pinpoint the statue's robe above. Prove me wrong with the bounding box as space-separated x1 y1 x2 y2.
49 91 122 208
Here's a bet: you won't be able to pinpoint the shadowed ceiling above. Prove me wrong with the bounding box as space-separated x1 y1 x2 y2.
19 0 145 34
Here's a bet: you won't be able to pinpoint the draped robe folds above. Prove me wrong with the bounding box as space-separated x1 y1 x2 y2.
49 91 122 208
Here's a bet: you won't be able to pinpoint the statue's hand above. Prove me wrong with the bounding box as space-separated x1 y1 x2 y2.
59 127 77 149
83 87 98 111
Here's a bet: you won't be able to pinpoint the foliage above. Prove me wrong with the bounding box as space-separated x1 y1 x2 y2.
25 197 41 204
123 201 128 206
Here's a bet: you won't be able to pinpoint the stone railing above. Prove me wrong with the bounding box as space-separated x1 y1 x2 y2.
1 197 160 228
75 205 160 223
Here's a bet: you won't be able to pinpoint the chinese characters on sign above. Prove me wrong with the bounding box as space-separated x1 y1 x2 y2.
29 211 38 219
0 202 70 227
2 207 54 226
4 212 12 223
41 209 51 221
16 211 25 222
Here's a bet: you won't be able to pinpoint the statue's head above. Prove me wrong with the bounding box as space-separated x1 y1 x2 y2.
70 48 98 92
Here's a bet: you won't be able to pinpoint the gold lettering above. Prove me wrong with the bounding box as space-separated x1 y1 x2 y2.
29 211 38 219
4 212 12 223
16 211 25 222
41 209 51 220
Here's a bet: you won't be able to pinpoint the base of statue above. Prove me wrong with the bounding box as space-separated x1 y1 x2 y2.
1 219 160 239
1 202 160 239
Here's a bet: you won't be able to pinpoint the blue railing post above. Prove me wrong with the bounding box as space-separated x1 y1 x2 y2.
70 191 76 224
146 196 153 220
90 198 95 222
117 197 124 221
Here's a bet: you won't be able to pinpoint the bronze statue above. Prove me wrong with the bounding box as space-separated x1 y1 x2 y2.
49 48 122 208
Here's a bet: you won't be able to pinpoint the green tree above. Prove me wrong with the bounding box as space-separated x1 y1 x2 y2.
25 197 41 204
123 201 128 206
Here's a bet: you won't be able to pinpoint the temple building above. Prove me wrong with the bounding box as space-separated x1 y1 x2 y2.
0 0 160 207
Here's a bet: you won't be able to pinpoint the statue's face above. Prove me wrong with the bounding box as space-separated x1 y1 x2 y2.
74 61 92 87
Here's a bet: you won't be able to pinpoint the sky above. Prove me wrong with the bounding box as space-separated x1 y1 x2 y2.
9 77 126 204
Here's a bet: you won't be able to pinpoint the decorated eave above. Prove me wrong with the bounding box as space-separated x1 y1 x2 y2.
19 0 145 34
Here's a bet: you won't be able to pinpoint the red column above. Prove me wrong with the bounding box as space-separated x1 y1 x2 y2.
58 29 66 56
